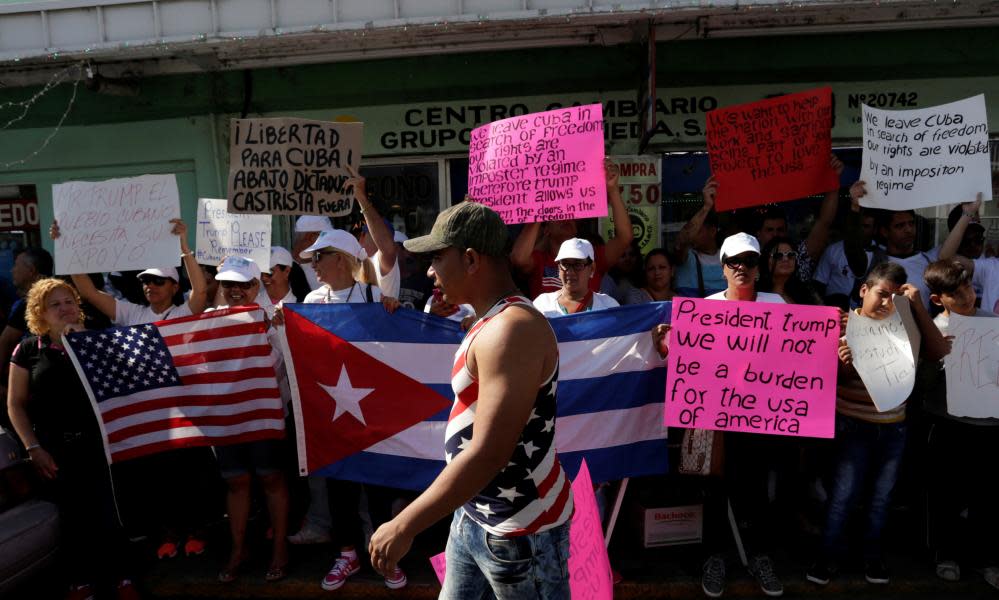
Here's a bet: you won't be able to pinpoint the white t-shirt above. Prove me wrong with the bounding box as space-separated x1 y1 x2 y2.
705 290 787 304
532 291 619 317
114 299 193 326
887 252 932 311
423 300 476 323
371 250 400 298
814 240 873 297
304 282 383 305
972 257 999 314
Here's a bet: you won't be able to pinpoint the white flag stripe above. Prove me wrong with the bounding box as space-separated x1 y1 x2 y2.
352 341 456 384
365 404 664 462
175 355 275 377
98 377 280 413
103 397 284 434
559 332 662 381
493 468 567 533
156 310 259 337
108 420 285 455
167 333 270 357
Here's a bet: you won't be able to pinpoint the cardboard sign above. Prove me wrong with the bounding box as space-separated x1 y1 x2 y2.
428 461 612 599
860 95 992 210
52 174 181 275
845 296 922 413
944 313 999 418
195 198 272 268
665 298 839 438
227 117 363 217
467 104 607 224
706 87 837 210
601 155 662 255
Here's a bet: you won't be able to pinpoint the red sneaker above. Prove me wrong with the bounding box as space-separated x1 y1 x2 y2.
384 566 408 589
156 541 178 560
183 535 206 557
65 584 95 600
116 579 141 600
321 555 360 591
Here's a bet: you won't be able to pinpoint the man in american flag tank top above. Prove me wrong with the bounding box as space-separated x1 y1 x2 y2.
368 201 573 599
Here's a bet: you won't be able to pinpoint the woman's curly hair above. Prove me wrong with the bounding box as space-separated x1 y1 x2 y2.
25 278 83 337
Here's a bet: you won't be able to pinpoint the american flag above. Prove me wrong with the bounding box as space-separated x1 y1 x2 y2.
64 305 285 463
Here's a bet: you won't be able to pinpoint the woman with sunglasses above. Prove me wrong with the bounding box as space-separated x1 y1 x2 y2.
759 237 822 306
700 233 787 599
532 238 619 316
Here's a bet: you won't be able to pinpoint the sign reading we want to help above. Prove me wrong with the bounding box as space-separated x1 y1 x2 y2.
228 117 363 217
467 104 608 225
665 298 840 438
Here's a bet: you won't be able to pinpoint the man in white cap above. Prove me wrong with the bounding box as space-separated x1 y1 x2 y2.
52 218 209 325
346 168 400 298
294 216 333 292
262 246 297 308
532 238 619 315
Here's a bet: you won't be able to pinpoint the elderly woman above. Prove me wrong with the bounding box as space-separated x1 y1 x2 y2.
532 238 620 316
7 278 139 600
211 256 291 584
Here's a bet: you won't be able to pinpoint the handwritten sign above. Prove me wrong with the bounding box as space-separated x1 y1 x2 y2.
601 155 662 255
227 117 363 217
467 104 607 225
845 296 921 413
195 198 271 267
706 87 837 210
665 298 839 438
428 461 612 599
52 174 181 275
944 313 999 418
860 95 992 210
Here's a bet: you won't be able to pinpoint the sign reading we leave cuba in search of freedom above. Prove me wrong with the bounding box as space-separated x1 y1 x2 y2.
665 298 840 438
466 104 608 225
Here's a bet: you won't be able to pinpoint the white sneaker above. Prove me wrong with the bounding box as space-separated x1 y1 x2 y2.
984 566 999 591
384 566 408 589
287 526 331 545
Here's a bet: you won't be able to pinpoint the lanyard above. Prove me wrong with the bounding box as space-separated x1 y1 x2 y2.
558 291 593 315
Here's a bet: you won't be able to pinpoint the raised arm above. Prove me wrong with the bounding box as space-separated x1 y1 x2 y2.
803 154 844 262
511 222 542 274
901 285 949 362
347 166 397 275
940 193 983 260
672 176 716 264
602 159 634 265
49 220 116 318
842 181 871 277
175 219 207 314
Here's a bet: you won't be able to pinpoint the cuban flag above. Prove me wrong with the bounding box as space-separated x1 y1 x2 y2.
281 302 668 489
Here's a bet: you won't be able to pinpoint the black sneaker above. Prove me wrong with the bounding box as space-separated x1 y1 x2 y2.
701 554 726 598
865 559 890 584
806 560 832 586
749 554 784 597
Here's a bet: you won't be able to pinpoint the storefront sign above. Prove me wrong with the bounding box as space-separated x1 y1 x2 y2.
227 117 363 216
845 296 922 413
944 313 999 418
0 198 38 232
860 94 992 210
467 105 607 224
52 174 181 275
601 155 662 255
707 87 838 210
195 198 271 268
666 298 840 438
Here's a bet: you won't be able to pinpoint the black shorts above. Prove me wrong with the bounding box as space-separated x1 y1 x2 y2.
215 439 285 479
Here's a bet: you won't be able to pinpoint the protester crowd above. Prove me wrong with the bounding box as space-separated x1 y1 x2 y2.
2 147 997 600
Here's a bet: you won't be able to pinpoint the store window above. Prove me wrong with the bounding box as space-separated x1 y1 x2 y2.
0 184 41 316
359 161 443 238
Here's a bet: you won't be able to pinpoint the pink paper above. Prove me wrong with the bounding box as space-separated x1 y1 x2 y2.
665 298 839 438
427 461 613 599
467 104 608 225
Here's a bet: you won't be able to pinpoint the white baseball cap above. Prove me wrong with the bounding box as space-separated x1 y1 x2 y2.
300 229 367 261
295 216 334 233
215 256 261 282
393 230 409 243
554 238 595 263
269 246 294 270
137 267 179 282
719 232 761 261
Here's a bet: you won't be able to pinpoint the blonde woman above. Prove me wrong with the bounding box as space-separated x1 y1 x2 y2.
6 278 139 600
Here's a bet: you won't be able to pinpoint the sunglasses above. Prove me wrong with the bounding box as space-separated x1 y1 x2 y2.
724 255 760 269
558 260 592 273
220 280 254 290
139 276 170 286
771 251 797 261
315 250 343 260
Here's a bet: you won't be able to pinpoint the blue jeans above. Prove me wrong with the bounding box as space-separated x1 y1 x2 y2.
440 509 571 600
821 415 907 560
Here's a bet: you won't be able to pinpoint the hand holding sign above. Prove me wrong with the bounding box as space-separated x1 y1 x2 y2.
844 295 921 413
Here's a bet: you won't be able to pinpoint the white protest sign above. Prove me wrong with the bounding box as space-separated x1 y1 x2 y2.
944 313 999 418
845 295 921 413
195 198 271 268
53 174 181 275
860 94 992 210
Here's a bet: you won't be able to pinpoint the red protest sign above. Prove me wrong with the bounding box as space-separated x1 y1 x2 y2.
706 87 838 211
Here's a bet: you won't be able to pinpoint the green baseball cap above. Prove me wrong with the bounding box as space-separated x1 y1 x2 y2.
404 201 510 256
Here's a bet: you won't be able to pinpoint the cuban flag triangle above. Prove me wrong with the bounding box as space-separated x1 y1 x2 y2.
281 302 668 489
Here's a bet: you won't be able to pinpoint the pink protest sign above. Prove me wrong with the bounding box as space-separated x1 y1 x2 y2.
569 460 614 600
665 298 839 438
427 460 612 599
467 104 608 225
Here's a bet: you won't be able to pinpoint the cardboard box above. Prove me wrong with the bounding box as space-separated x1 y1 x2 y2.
639 504 703 547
